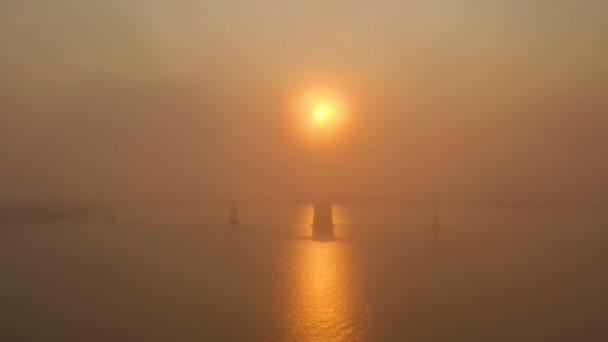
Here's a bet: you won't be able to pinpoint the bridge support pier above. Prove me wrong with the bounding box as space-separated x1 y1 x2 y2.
312 202 335 241
228 201 240 225
430 198 441 241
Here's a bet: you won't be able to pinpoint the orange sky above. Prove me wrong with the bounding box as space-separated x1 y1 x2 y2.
1 1 607 204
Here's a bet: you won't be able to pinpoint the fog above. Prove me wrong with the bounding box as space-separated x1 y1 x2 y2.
2 0 607 204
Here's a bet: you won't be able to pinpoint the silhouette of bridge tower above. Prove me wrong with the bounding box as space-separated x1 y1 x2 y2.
228 201 240 225
312 201 335 241
430 192 442 241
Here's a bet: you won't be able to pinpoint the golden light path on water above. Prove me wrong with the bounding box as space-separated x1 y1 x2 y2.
279 205 369 341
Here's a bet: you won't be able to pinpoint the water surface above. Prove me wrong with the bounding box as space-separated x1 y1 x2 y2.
1 205 607 341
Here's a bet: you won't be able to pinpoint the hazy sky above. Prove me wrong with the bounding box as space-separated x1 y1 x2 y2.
1 1 607 203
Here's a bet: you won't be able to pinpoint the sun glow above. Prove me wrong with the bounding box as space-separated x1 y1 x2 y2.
294 88 350 141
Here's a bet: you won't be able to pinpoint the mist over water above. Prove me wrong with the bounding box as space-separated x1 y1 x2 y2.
2 1 608 341
2 205 607 341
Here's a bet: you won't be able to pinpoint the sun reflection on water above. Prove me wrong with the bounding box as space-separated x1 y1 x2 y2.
279 205 366 341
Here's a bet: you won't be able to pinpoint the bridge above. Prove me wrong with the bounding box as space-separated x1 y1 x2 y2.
226 200 442 242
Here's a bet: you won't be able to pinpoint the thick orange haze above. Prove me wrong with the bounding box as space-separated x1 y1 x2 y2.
0 1 607 204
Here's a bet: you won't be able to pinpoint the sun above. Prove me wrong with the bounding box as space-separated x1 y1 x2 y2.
313 105 332 124
293 87 350 141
